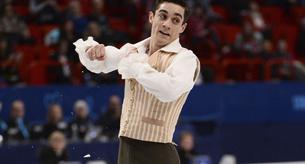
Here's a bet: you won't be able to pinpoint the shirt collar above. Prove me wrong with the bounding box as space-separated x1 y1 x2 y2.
134 37 182 54
160 38 182 53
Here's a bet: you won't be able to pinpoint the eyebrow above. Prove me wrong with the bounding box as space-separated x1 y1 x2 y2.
159 9 183 19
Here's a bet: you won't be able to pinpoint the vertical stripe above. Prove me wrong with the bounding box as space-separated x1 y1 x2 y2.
163 55 173 72
170 95 187 136
159 54 167 72
138 87 146 138
141 86 150 139
154 102 163 141
148 125 154 142
128 83 140 138
162 102 171 140
137 86 146 139
132 84 142 138
144 96 156 140
167 96 185 138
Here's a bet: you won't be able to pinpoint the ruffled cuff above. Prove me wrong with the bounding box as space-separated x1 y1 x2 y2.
118 53 148 79
73 37 104 73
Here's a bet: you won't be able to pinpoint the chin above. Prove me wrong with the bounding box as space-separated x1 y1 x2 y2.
157 38 170 46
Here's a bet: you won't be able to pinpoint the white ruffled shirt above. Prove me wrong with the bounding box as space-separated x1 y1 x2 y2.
73 37 199 102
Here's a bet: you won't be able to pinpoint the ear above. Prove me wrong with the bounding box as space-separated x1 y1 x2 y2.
149 11 154 24
179 23 187 34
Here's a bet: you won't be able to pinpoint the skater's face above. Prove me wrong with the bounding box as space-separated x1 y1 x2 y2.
149 2 187 47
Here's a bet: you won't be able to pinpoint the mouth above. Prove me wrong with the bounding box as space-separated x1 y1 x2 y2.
159 31 170 36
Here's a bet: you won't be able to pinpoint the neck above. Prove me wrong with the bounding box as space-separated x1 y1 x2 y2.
148 39 162 56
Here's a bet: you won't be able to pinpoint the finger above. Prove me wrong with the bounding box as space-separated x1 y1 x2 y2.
99 44 105 58
100 44 106 55
95 46 104 60
95 45 103 58
94 45 100 59
88 48 95 60
85 46 92 53
86 46 95 60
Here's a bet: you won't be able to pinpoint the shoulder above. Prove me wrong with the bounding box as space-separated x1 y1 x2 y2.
176 48 199 63
166 47 200 72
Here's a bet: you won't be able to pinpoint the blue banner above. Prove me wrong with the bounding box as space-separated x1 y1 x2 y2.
0 83 305 123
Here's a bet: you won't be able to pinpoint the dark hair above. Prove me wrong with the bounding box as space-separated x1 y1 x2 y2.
152 0 191 23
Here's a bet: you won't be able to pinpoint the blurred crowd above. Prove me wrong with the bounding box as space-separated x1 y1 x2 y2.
1 0 305 86
0 96 122 144
0 96 122 163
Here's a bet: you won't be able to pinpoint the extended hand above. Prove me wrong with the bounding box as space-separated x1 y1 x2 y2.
86 44 106 61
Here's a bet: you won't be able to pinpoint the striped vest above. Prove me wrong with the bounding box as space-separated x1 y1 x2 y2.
119 50 200 143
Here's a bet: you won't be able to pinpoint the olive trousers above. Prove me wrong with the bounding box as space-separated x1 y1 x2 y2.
117 137 180 164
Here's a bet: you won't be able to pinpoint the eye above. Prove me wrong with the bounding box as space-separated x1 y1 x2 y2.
172 17 181 24
159 13 167 20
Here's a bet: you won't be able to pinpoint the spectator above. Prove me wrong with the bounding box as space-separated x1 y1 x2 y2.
44 19 78 61
45 19 77 46
247 1 266 31
97 95 121 141
0 37 22 85
29 0 60 24
267 39 293 81
4 100 30 144
49 39 73 84
187 4 220 58
42 104 68 139
18 27 36 45
260 38 305 81
87 0 110 35
83 21 112 45
273 39 305 81
273 39 292 59
38 131 69 164
246 0 272 40
177 131 197 164
190 0 219 20
58 19 77 43
68 100 93 142
62 0 89 37
0 3 27 45
87 0 133 44
260 40 274 60
234 20 264 58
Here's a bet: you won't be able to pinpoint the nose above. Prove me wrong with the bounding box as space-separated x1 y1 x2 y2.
162 19 171 30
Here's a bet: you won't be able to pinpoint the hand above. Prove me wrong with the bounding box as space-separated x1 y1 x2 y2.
86 44 105 61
